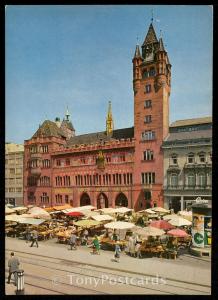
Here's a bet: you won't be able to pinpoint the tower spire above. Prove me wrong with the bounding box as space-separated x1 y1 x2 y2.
142 22 158 46
106 101 114 136
65 106 70 122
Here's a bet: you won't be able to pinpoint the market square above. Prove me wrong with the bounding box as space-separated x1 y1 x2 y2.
5 5 212 295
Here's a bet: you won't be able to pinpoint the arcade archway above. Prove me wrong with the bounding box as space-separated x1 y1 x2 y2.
115 193 128 207
80 193 91 206
97 193 108 209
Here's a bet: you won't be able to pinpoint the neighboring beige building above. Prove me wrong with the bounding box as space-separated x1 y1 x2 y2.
5 143 24 206
162 117 212 212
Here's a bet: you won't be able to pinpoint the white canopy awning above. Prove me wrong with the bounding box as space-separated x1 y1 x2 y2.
104 221 135 230
97 208 117 214
138 209 156 214
63 205 96 213
168 216 192 227
132 226 165 237
114 207 133 214
13 206 28 212
5 214 23 222
5 206 15 214
151 207 170 213
18 217 46 225
91 214 114 221
5 215 46 225
163 214 179 220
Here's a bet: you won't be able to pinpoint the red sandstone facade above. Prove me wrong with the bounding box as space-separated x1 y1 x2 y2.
23 23 171 210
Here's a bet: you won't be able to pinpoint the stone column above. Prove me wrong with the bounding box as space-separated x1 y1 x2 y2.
180 195 184 211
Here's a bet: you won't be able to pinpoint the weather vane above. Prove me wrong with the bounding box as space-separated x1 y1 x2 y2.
151 9 154 23
136 35 139 45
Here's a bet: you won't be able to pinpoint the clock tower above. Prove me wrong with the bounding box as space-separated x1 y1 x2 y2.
132 22 171 209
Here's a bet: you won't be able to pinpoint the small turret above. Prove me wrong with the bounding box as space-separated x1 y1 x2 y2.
55 117 61 128
60 107 76 139
132 43 143 94
134 44 141 59
158 37 165 52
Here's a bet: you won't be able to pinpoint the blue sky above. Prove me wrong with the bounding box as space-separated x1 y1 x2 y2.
6 5 212 144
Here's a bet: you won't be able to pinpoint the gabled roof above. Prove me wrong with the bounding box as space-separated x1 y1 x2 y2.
61 120 75 131
66 127 134 146
170 117 212 128
164 129 212 143
32 120 67 139
142 23 158 46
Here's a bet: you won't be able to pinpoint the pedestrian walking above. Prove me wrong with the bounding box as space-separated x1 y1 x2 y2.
69 232 77 250
128 235 136 257
25 228 31 243
135 242 142 258
114 242 121 262
92 235 100 254
30 230 39 248
7 252 20 286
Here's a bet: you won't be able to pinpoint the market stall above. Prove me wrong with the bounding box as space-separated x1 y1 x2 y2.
150 220 175 231
129 226 167 258
168 216 192 227
5 206 15 215
27 207 51 220
102 221 135 250
151 207 170 214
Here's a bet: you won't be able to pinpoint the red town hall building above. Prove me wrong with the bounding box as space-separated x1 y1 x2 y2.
24 22 171 210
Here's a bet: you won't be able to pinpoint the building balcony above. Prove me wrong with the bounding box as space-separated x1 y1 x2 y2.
164 185 183 191
30 152 42 159
184 163 195 169
184 185 195 190
195 185 212 190
30 167 41 176
194 162 207 169
167 164 180 172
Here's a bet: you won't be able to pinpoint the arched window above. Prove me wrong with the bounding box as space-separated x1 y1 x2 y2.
187 173 195 187
115 193 128 207
198 173 206 187
142 69 149 78
149 67 156 77
170 173 178 187
208 172 212 186
187 153 195 164
80 193 91 206
97 193 108 209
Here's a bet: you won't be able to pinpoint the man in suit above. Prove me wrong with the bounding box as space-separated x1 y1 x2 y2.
7 252 20 286
30 230 39 247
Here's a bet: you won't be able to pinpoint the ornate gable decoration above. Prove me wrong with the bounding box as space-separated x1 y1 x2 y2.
96 151 105 170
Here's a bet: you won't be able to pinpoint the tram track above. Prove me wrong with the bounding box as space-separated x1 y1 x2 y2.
5 250 210 295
